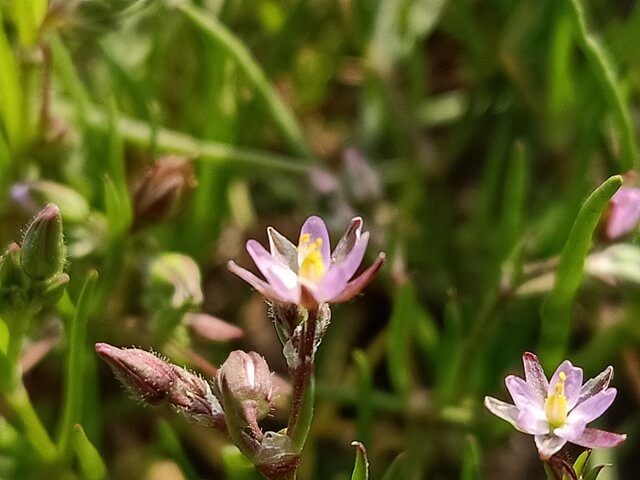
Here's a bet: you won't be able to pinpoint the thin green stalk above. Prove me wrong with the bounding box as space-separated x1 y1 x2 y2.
57 271 98 461
5 383 57 462
539 175 622 369
177 2 314 160
566 0 637 170
55 101 311 176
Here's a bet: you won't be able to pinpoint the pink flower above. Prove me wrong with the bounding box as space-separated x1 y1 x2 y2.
606 187 640 239
484 352 626 459
228 216 384 309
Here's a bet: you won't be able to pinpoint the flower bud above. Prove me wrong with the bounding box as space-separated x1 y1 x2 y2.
168 366 224 427
132 156 196 229
95 343 176 404
146 253 203 311
0 243 30 313
217 351 274 422
21 204 66 280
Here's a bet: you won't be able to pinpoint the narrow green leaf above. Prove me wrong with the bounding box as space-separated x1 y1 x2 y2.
73 424 107 480
0 6 24 148
103 175 131 239
387 282 415 396
500 141 528 255
566 0 637 170
58 271 99 461
13 0 47 46
50 34 91 124
353 350 374 447
157 420 199 480
350 441 369 480
583 465 610 480
178 2 313 160
460 436 482 480
382 453 406 480
539 175 622 369
572 449 592 477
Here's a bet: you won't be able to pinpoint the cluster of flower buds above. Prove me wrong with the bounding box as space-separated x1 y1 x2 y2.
95 343 225 429
0 204 69 316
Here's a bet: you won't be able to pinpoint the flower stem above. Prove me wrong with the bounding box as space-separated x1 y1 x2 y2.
5 383 57 462
287 307 318 452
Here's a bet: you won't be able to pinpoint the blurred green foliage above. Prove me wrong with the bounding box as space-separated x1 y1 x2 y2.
0 0 640 478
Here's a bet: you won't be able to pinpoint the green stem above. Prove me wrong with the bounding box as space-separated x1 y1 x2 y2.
177 2 314 160
55 101 311 176
5 382 57 462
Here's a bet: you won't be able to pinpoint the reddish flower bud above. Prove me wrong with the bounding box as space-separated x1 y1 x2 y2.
95 343 175 404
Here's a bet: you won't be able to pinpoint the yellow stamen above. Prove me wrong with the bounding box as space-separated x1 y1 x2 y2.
298 235 326 282
544 371 568 429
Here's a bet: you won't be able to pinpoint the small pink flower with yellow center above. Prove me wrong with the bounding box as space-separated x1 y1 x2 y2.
484 352 626 459
228 216 384 309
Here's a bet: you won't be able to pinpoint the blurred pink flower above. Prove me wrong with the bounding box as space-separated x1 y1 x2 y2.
484 352 626 459
228 216 384 309
606 187 640 239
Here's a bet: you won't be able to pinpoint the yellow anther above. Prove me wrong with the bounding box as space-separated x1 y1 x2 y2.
545 371 569 429
298 234 326 283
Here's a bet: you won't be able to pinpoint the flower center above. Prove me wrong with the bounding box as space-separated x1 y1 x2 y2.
298 233 326 283
544 371 569 429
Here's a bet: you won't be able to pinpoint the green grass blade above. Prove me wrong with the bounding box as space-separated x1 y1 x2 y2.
57 271 99 461
539 175 622 369
73 424 107 480
0 6 24 148
460 435 482 480
353 350 374 448
177 2 314 160
566 0 637 170
350 441 369 480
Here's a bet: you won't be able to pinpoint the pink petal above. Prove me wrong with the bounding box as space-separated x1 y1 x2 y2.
522 352 548 404
185 313 243 342
535 434 567 459
549 360 582 409
606 187 640 239
317 231 370 300
506 376 544 411
267 226 298 270
554 418 587 442
484 396 519 429
569 388 617 424
331 216 363 263
227 261 297 304
246 240 299 298
578 366 613 405
516 406 549 435
571 427 627 449
328 252 385 303
299 216 331 266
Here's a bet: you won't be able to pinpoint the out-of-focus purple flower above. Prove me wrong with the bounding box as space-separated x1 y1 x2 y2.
484 352 626 459
605 187 640 239
228 216 384 309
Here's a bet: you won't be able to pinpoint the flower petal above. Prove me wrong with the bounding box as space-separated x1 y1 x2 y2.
554 418 587 442
299 216 331 266
331 216 363 263
535 434 567 459
227 261 295 303
522 352 548 404
317 232 370 300
606 187 640 239
484 396 519 429
569 388 617 424
327 252 385 303
578 366 613 405
549 360 582 409
506 375 544 411
267 226 298 270
516 406 549 435
571 427 627 449
246 240 299 296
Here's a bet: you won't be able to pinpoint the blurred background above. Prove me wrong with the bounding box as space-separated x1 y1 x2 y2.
0 0 639 478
